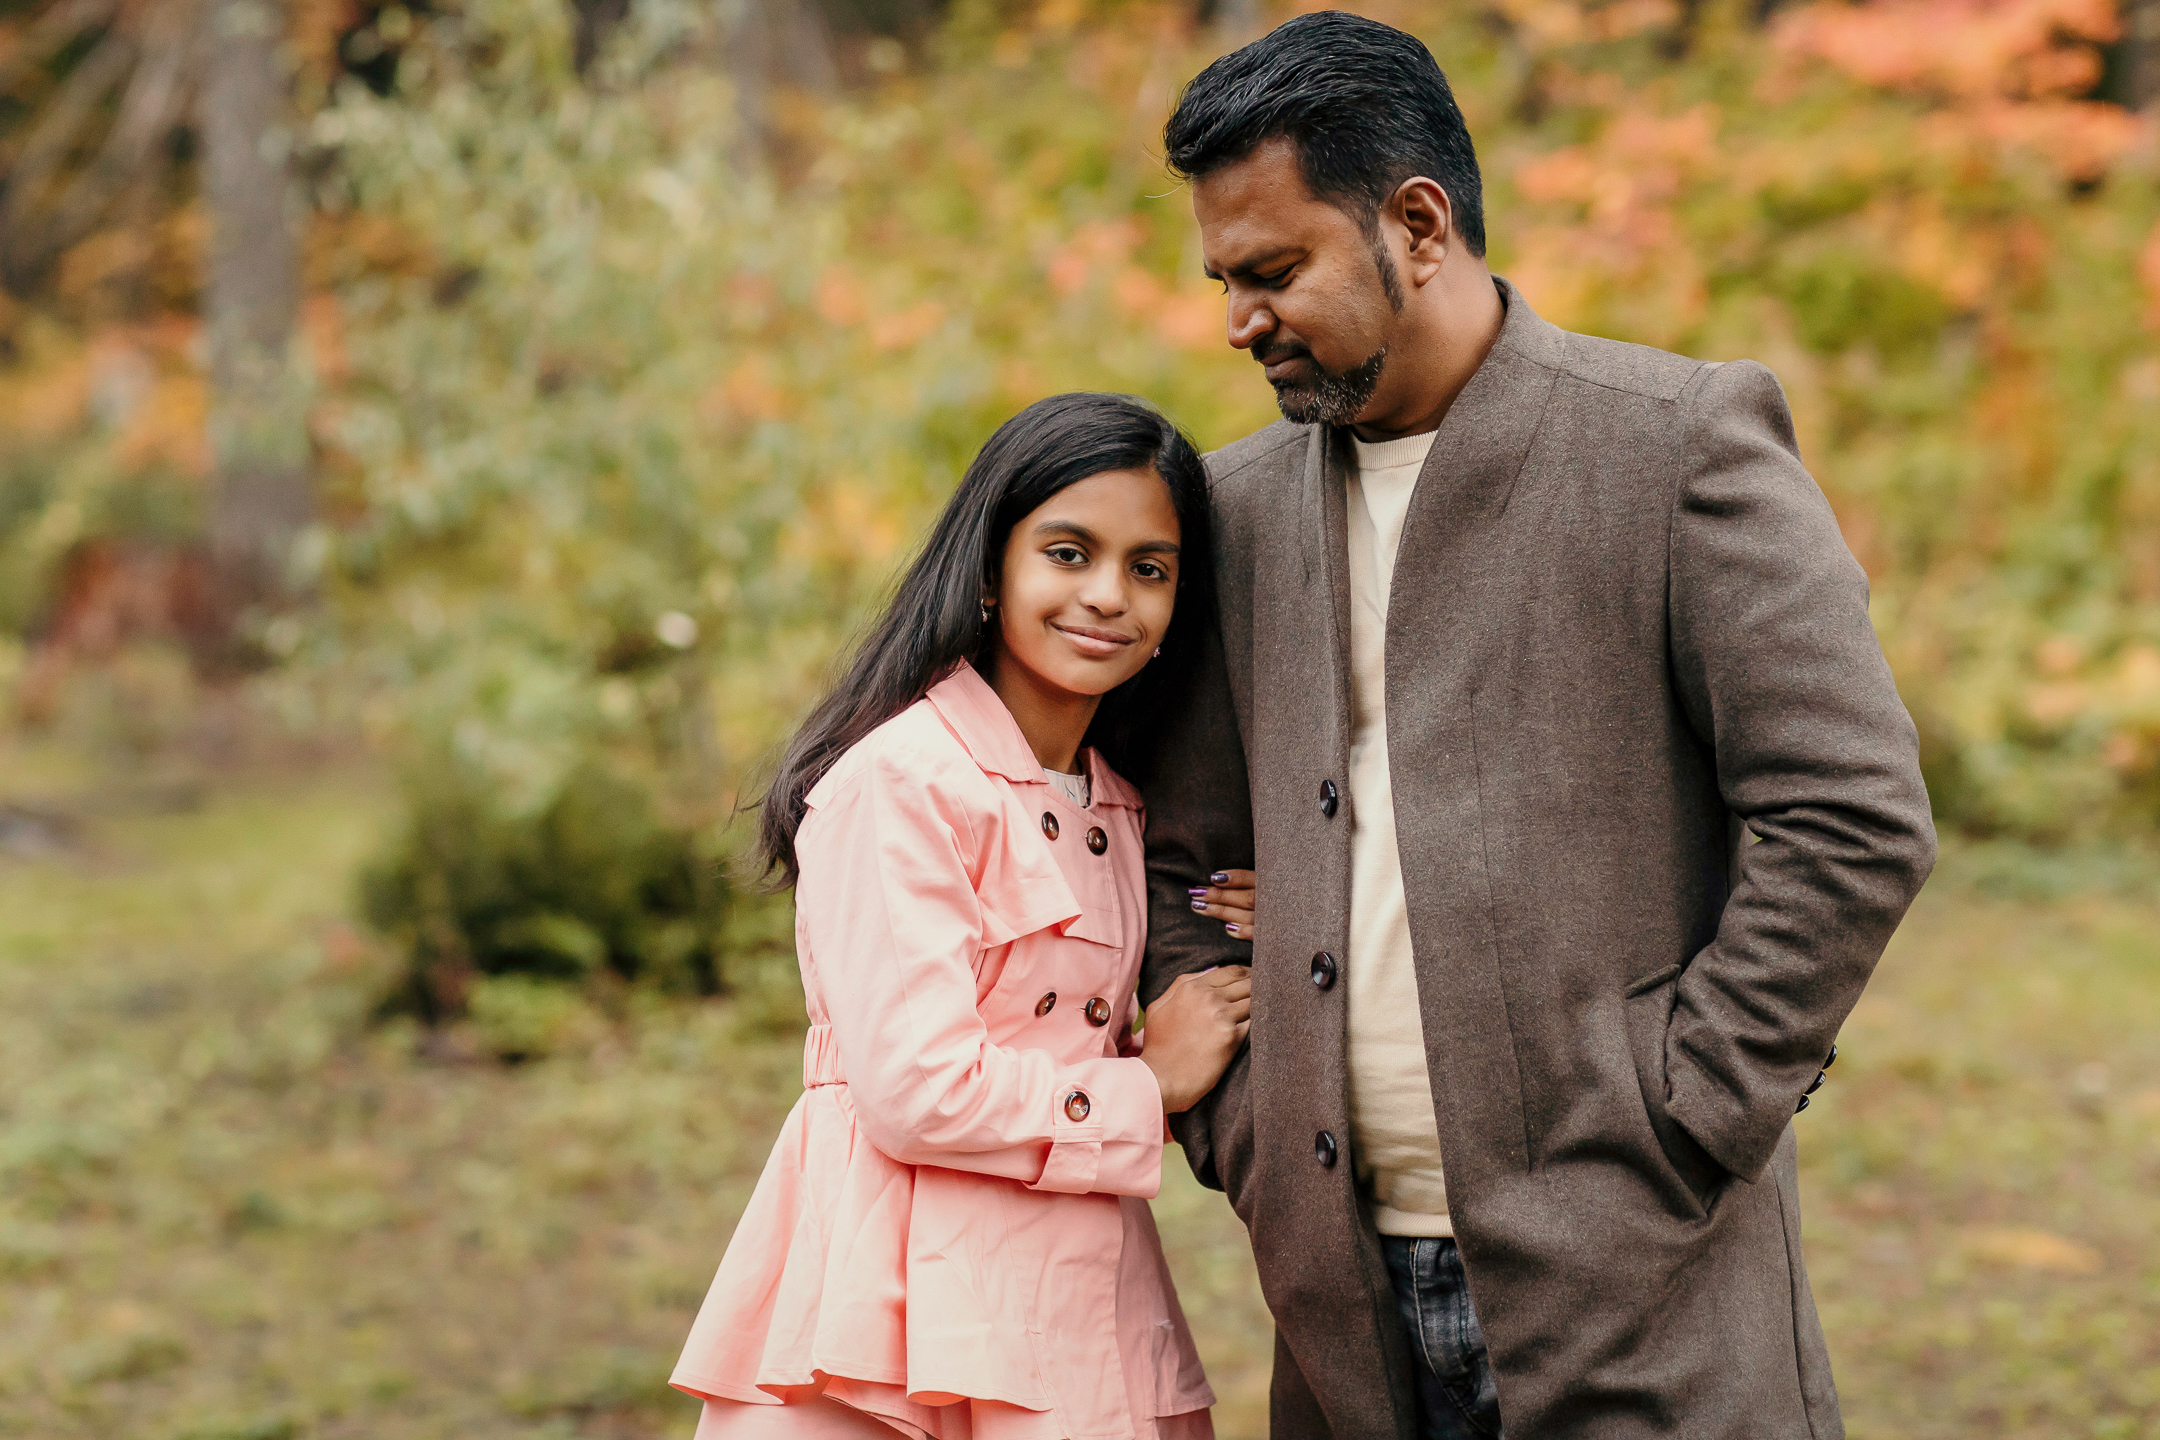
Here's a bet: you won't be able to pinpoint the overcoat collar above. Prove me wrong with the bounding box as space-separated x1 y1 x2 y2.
923 663 1142 810
1303 276 1562 649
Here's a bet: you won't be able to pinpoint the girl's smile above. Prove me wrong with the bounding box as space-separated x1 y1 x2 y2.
1051 621 1138 657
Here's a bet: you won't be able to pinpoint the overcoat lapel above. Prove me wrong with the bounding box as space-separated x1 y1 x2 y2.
1243 415 1418 1438
1384 314 1560 1189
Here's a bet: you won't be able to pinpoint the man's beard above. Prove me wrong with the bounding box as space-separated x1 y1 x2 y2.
1258 342 1389 426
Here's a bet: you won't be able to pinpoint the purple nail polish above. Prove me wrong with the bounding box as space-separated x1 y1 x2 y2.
1225 923 1240 934
1191 900 1208 912
1210 872 1230 885
1188 887 1209 897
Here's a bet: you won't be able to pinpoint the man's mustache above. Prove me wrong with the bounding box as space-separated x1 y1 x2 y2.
1251 336 1312 370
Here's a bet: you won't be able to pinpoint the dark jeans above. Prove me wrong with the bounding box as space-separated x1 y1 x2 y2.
1380 1235 1503 1440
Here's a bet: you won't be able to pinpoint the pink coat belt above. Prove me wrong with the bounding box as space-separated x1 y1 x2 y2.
803 1023 844 1088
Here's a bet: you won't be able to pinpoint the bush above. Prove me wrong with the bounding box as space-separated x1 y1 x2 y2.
361 758 726 1022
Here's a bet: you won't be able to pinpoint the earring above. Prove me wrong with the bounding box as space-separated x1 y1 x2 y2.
1152 646 1161 657
980 600 993 624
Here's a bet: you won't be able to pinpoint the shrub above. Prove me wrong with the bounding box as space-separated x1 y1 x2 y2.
361 758 726 1021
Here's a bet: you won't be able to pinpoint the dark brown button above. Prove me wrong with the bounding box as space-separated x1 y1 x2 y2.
1314 1130 1338 1168
1319 779 1339 818
1041 812 1059 841
1085 826 1108 855
1795 1093 1811 1114
1311 952 1337 990
1064 1091 1092 1122
1083 996 1112 1027
1035 992 1057 1017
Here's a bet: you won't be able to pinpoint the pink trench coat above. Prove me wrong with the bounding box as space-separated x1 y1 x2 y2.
671 665 1215 1440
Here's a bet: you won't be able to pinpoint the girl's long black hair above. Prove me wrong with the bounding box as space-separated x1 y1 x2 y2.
755 392 1214 887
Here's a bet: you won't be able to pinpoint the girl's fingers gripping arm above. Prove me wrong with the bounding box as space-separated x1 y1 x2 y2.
1187 867 1257 941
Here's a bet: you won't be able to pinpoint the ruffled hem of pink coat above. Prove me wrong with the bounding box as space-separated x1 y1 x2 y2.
670 1087 1215 1440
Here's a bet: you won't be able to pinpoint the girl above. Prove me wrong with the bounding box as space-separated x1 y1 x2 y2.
671 394 1254 1440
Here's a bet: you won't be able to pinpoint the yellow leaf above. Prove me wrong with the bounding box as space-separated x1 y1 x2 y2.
1962 1227 2101 1274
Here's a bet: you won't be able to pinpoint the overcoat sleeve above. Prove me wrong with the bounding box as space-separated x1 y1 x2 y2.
1139 618 1257 1198
801 744 1166 1198
1665 359 1937 1183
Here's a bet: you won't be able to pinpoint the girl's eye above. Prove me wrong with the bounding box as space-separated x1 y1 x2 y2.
1046 545 1087 565
1133 561 1168 581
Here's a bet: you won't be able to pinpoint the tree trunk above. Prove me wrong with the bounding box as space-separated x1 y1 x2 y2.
1195 0 1261 43
197 0 309 628
572 0 631 74
2126 0 2160 110
728 0 837 161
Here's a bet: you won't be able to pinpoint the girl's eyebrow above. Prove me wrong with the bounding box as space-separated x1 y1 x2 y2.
1032 519 1180 556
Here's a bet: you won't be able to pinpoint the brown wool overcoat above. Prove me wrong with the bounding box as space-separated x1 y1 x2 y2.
1138 281 1936 1440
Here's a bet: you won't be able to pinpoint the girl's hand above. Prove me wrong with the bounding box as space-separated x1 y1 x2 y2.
1187 868 1256 941
1138 965 1252 1113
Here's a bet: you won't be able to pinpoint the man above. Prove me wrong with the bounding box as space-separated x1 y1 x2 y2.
1138 12 1936 1440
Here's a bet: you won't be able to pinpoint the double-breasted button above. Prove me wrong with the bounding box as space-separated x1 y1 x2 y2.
1064 1091 1092 1122
1041 812 1059 841
1823 1043 1839 1069
1035 992 1057 1017
1314 1130 1338 1168
1795 1093 1811 1114
1083 996 1113 1027
1085 826 1108 855
1311 952 1338 990
1805 1069 1826 1095
1319 779 1339 818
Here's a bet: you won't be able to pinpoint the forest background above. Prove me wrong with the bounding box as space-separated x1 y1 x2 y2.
0 0 2157 1436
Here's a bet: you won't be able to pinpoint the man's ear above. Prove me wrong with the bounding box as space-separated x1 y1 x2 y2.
1392 176 1453 287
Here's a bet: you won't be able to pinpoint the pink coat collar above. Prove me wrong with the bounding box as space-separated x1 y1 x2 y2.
923 664 1142 810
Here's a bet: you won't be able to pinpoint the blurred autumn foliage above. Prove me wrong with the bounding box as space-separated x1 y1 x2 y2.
1 0 2158 994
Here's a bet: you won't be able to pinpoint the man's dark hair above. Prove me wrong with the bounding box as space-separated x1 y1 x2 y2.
1163 11 1486 259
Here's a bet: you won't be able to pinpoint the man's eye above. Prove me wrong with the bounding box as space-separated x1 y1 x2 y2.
1259 268 1292 290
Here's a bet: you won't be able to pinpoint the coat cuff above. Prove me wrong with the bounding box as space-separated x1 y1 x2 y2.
1664 1044 1784 1183
1028 1056 1164 1198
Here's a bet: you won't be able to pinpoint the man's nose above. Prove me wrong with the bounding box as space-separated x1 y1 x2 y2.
1226 291 1274 352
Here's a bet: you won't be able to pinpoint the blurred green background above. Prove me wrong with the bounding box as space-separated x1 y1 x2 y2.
0 0 2156 1435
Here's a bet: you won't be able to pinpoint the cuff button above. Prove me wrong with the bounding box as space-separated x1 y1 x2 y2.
1064 1091 1092 1122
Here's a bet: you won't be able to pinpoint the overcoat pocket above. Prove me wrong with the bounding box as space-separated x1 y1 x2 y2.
1622 965 1729 1217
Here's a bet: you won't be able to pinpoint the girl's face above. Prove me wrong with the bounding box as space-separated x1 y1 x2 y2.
991 466 1182 701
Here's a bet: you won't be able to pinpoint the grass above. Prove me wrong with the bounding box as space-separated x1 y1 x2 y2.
0 756 2153 1440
